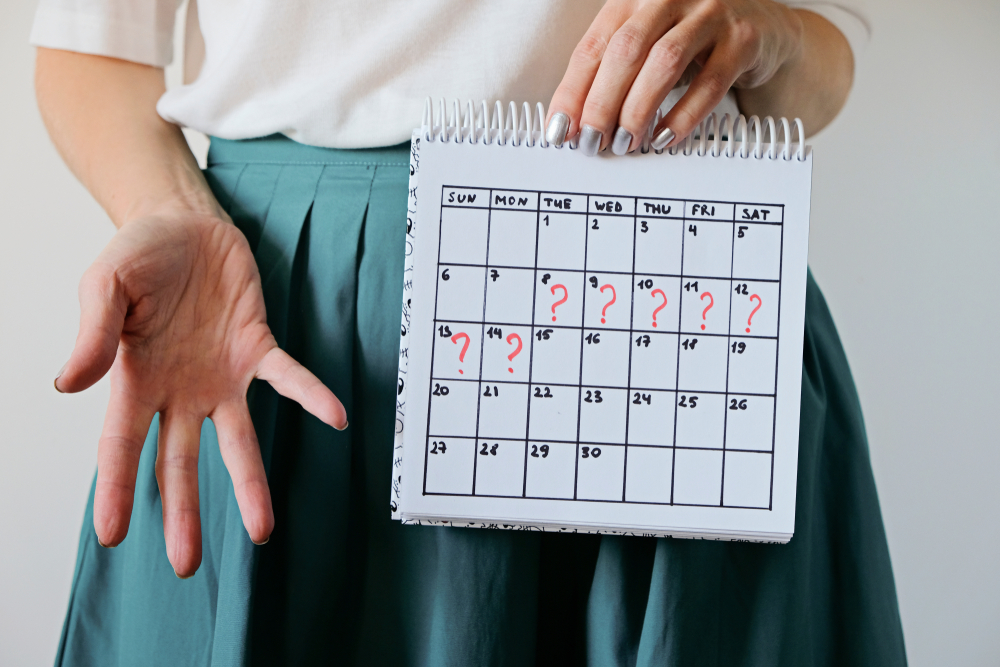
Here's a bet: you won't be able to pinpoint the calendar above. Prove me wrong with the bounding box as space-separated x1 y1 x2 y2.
392 102 812 542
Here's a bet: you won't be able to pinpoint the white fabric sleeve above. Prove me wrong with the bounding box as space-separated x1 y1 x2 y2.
29 0 182 67
782 1 871 64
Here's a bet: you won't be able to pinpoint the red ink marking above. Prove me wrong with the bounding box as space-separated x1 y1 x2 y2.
506 333 523 373
650 288 667 328
550 284 568 321
451 332 470 374
700 292 714 330
746 294 762 333
599 284 616 323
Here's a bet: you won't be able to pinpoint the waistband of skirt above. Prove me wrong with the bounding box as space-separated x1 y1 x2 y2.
207 134 410 168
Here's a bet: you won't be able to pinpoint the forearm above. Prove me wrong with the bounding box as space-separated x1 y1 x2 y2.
736 9 854 134
35 48 222 228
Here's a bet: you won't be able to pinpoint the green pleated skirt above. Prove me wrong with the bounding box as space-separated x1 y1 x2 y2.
55 135 907 666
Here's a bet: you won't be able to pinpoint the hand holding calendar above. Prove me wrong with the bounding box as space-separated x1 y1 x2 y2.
392 103 811 542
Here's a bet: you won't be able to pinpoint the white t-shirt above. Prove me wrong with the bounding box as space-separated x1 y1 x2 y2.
30 0 869 149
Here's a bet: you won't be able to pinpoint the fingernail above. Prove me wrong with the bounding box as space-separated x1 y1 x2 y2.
175 570 194 580
97 536 115 548
54 362 67 393
611 127 633 156
579 125 602 157
545 112 569 147
651 127 675 151
335 420 349 432
252 536 269 546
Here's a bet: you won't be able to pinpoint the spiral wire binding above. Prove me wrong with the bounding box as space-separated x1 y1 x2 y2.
422 98 806 161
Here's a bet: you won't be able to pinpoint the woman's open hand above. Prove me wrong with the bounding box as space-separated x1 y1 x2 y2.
55 210 347 578
545 0 804 155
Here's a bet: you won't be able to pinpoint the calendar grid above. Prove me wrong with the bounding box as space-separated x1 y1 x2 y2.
424 185 783 510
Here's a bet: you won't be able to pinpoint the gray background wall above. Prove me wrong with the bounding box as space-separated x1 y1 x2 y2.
2 0 998 664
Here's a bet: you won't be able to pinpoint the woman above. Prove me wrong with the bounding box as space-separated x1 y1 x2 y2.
32 0 905 664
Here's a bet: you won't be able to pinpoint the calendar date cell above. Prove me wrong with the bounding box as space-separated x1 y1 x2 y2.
537 212 587 270
675 391 726 449
732 222 782 281
624 446 674 503
584 272 632 330
438 206 488 265
726 337 778 395
585 215 634 273
633 218 683 276
581 329 631 388
529 326 582 385
484 268 535 325
730 280 779 338
435 265 487 323
722 451 772 508
474 438 528 497
632 274 680 333
627 390 676 446
424 437 475 495
432 324 482 380
673 449 723 506
681 220 733 279
679 278 731 336
579 387 628 444
576 444 626 501
428 379 480 437
534 270 584 327
525 441 576 499
481 324 531 382
725 395 775 452
487 209 538 268
528 385 580 442
629 332 679 391
477 381 529 440
677 334 729 393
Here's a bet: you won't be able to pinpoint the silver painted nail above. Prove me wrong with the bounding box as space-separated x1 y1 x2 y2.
545 112 569 147
611 127 632 156
579 125 602 156
650 127 675 151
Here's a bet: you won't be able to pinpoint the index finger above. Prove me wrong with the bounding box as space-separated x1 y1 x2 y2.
544 3 631 147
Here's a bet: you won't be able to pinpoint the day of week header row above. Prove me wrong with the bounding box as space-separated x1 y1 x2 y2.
441 187 782 222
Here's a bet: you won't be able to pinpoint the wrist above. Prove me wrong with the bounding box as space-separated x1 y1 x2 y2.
118 161 227 228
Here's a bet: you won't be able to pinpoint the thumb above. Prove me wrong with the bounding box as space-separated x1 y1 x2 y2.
55 263 128 393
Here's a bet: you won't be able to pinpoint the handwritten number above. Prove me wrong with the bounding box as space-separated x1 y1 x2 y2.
534 386 553 398
679 395 698 408
536 329 553 341
432 383 449 396
729 398 748 410
734 283 748 295
682 338 698 350
684 281 699 292
731 341 746 354
441 268 450 281
430 440 447 454
438 325 452 337
635 334 650 347
688 224 697 236
530 444 551 459
640 220 648 233
581 446 602 459
585 332 601 344
592 218 600 230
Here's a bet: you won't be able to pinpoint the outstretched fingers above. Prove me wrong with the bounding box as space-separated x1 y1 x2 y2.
257 347 348 430
212 401 273 545
155 409 204 578
56 263 128 393
93 386 156 547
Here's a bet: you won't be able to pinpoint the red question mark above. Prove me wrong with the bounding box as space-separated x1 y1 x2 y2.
650 289 667 327
599 284 616 323
451 332 470 374
746 294 762 333
550 284 568 321
700 292 714 330
506 333 523 373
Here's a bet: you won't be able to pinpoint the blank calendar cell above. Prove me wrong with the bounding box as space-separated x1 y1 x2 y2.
732 223 782 280
584 272 633 330
435 265 486 322
487 209 537 267
730 281 779 338
525 441 576 499
727 338 777 395
424 437 475 495
681 221 733 278
672 448 723 506
585 215 634 273
630 332 678 391
439 207 488 265
675 392 725 449
633 219 683 276
537 212 586 270
529 326 581 385
677 334 729 392
481 324 531 383
679 278 732 335
581 329 630 388
534 270 584 327
477 382 528 440
722 451 772 508
432 324 482 380
627 390 676 446
474 439 527 497
576 444 626 501
632 275 680 333
428 379 479 437
484 268 534 325
725 395 775 451
579 387 628 444
624 446 673 503
528 385 579 442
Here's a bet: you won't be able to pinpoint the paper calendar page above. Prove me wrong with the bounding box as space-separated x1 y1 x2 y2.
393 132 812 542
